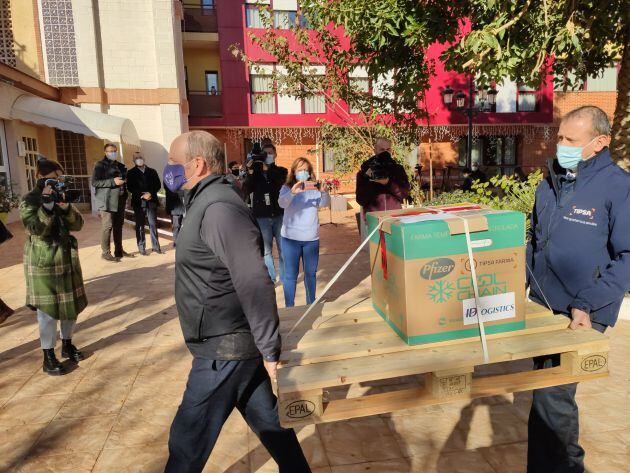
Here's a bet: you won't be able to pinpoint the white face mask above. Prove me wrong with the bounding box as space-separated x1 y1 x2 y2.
135 158 145 167
106 151 118 161
265 153 275 165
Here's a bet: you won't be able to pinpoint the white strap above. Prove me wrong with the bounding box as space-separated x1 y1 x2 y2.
287 217 395 335
287 212 490 366
455 215 490 363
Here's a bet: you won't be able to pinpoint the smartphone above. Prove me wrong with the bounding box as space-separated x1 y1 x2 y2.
303 181 317 191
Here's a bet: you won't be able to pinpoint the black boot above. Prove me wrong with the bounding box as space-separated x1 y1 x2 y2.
61 339 85 362
43 349 66 376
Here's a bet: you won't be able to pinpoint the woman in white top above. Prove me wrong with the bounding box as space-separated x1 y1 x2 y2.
278 157 330 307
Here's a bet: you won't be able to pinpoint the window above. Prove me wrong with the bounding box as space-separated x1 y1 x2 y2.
459 135 518 175
201 0 215 9
55 130 91 204
554 70 586 91
246 5 270 28
323 148 335 172
586 66 618 92
349 75 370 114
517 85 538 112
299 11 310 28
250 69 276 114
205 71 219 95
23 137 39 191
304 95 325 113
274 10 297 29
458 139 483 169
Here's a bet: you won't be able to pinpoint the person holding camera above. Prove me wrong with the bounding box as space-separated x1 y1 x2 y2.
242 142 288 284
278 157 330 307
127 151 163 255
356 138 410 239
92 143 131 262
20 158 87 375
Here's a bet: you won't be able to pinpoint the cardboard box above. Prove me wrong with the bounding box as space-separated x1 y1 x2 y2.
366 204 526 345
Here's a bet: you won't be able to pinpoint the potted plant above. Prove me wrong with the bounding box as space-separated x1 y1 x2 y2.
0 183 20 224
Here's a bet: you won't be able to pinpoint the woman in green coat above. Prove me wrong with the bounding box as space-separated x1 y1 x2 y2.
21 158 88 375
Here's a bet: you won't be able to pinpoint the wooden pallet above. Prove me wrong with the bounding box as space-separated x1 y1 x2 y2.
276 300 610 427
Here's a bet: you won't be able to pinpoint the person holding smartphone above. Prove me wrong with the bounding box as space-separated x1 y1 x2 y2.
278 157 330 307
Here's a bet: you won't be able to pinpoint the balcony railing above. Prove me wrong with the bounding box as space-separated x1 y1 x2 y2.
187 91 223 117
182 5 218 33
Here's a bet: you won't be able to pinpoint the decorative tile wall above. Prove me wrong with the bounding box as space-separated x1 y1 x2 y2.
0 0 17 67
40 0 79 86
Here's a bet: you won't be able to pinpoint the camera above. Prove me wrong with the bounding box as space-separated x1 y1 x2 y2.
249 142 267 163
41 176 80 204
364 151 392 181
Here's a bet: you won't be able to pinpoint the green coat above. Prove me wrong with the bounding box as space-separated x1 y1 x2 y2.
20 188 88 320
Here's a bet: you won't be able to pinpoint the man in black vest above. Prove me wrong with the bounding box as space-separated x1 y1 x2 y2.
164 131 310 473
126 151 162 255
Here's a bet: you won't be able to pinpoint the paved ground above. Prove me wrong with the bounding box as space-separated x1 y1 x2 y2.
1 213 629 472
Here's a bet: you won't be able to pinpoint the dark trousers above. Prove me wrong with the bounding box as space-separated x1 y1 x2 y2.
100 198 126 257
528 321 607 473
133 202 160 252
171 214 183 247
165 357 311 473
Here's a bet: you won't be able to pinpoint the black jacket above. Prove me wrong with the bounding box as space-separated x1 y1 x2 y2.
242 164 287 218
174 174 281 361
165 187 185 215
126 166 161 208
91 158 128 212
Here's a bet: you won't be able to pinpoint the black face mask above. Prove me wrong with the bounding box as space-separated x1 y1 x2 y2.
231 169 240 176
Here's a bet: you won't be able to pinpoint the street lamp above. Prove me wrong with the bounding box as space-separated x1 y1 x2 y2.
442 76 498 170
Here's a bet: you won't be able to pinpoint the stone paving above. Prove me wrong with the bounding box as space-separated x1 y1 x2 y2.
1 213 629 472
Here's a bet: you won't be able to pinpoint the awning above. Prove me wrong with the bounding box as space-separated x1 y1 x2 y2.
10 94 140 146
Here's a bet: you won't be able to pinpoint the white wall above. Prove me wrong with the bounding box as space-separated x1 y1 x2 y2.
71 0 186 168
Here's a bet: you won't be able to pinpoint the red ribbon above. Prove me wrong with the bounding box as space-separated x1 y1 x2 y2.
379 229 388 280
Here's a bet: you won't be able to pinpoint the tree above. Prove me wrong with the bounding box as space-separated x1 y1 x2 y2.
234 0 628 169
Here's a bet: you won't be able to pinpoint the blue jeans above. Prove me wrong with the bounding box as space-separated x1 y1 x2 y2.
134 202 160 252
281 237 319 308
257 216 284 282
166 357 310 473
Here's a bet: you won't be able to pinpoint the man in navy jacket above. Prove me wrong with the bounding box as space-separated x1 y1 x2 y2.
526 105 630 473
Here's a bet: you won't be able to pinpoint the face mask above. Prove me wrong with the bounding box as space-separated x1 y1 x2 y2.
106 151 118 161
265 153 275 165
135 158 145 167
556 136 597 171
296 170 310 182
231 169 240 176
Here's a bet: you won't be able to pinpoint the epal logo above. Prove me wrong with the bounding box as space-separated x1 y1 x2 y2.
462 292 516 325
570 206 596 220
420 258 455 280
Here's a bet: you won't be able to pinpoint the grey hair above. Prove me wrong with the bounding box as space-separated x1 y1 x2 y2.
185 130 225 174
563 106 611 137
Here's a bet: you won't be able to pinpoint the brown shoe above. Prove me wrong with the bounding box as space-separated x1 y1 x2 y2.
0 299 14 325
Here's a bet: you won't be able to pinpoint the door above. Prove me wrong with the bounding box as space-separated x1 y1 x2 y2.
205 71 219 95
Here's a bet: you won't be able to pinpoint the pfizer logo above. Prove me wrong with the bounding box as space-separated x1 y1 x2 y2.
420 258 456 280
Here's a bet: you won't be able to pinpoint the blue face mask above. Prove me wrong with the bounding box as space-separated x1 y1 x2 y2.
556 137 598 171
296 170 310 182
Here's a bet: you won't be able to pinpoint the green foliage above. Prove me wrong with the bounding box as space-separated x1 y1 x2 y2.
0 182 20 213
429 170 543 234
232 0 627 172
